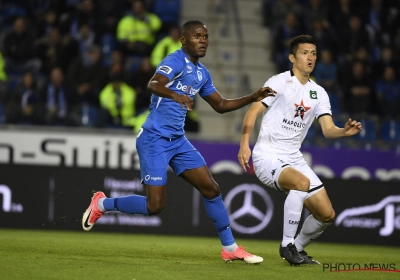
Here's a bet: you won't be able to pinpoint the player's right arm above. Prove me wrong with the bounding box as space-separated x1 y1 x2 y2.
238 102 267 172
147 73 194 110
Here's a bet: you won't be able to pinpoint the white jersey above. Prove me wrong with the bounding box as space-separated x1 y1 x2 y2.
252 70 331 161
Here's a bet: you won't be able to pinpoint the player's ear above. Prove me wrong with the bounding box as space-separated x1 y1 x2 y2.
288 54 295 63
180 35 185 45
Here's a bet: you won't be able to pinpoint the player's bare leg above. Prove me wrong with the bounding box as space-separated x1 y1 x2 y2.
294 188 335 264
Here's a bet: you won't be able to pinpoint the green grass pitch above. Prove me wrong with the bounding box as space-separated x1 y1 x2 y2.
0 229 399 280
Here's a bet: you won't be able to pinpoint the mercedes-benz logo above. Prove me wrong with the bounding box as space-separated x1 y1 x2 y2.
224 184 274 234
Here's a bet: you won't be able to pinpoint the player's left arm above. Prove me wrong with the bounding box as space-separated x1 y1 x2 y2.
318 115 362 139
203 87 276 114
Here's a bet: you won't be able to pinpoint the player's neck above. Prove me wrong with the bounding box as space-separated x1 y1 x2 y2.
182 49 199 65
291 68 310 85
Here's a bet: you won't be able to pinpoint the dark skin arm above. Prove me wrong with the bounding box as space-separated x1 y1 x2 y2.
148 73 276 112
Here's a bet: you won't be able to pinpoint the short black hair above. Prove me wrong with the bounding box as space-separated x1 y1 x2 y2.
182 20 205 35
289 35 316 56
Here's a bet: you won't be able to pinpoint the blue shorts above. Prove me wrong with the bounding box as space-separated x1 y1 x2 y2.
136 128 206 185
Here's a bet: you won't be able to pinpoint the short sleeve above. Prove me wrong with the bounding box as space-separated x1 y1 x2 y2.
155 55 185 81
315 88 332 118
199 70 216 98
261 75 285 107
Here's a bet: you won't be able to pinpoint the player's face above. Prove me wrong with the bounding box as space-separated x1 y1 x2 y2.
181 24 209 61
290 43 317 75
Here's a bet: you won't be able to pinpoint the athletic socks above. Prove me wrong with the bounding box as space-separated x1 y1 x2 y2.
99 195 149 215
295 214 331 252
203 194 236 247
281 190 308 247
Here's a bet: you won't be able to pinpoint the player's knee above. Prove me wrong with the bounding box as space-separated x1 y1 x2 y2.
320 209 335 223
198 181 221 199
146 200 165 215
202 187 221 200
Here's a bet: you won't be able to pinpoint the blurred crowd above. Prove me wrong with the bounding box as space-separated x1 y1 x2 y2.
263 0 400 149
0 0 399 147
264 0 400 120
0 0 193 132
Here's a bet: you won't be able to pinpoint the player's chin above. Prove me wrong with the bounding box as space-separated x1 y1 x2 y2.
197 49 207 57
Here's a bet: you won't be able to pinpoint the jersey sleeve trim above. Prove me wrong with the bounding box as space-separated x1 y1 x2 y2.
317 113 332 119
261 101 269 108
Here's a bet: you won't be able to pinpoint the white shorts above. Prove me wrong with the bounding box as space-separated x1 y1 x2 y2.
253 156 324 199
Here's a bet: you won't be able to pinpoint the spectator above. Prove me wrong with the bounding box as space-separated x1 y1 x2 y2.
150 25 181 67
42 67 73 125
99 67 137 128
5 71 45 124
307 17 337 55
36 27 64 74
67 45 107 106
131 56 156 113
73 23 96 60
0 52 7 103
327 0 355 35
313 49 338 95
337 15 371 64
3 17 41 74
302 0 329 32
375 66 400 119
116 0 162 56
342 61 373 116
151 0 181 39
362 0 391 47
268 0 304 30
371 46 399 82
273 12 302 72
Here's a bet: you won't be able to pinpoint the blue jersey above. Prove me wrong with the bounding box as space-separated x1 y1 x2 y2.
142 49 216 138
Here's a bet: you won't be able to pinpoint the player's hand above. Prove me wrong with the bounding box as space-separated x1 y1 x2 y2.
344 118 362 136
172 93 194 110
238 145 252 172
252 87 277 102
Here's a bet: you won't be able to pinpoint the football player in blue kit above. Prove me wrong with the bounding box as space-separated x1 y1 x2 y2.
83 20 276 263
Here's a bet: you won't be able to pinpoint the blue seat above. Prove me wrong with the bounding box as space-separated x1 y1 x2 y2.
329 94 341 115
81 105 99 127
380 120 400 142
101 34 117 66
352 119 377 141
0 103 5 123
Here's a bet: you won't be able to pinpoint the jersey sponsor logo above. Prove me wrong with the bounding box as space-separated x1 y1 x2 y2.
197 70 202 81
310 90 318 99
335 195 400 237
176 81 200 95
145 175 163 181
158 65 172 74
282 118 306 128
294 99 311 120
289 220 299 225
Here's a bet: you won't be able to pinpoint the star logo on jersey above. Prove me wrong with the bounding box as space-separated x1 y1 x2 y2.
294 99 311 120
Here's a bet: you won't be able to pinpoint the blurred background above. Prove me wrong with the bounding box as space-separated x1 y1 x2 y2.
0 0 399 246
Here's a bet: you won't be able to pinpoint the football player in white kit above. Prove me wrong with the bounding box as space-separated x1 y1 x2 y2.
238 35 362 265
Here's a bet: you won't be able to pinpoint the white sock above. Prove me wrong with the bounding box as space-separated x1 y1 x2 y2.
281 190 308 247
98 198 106 212
295 215 331 252
223 243 238 252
